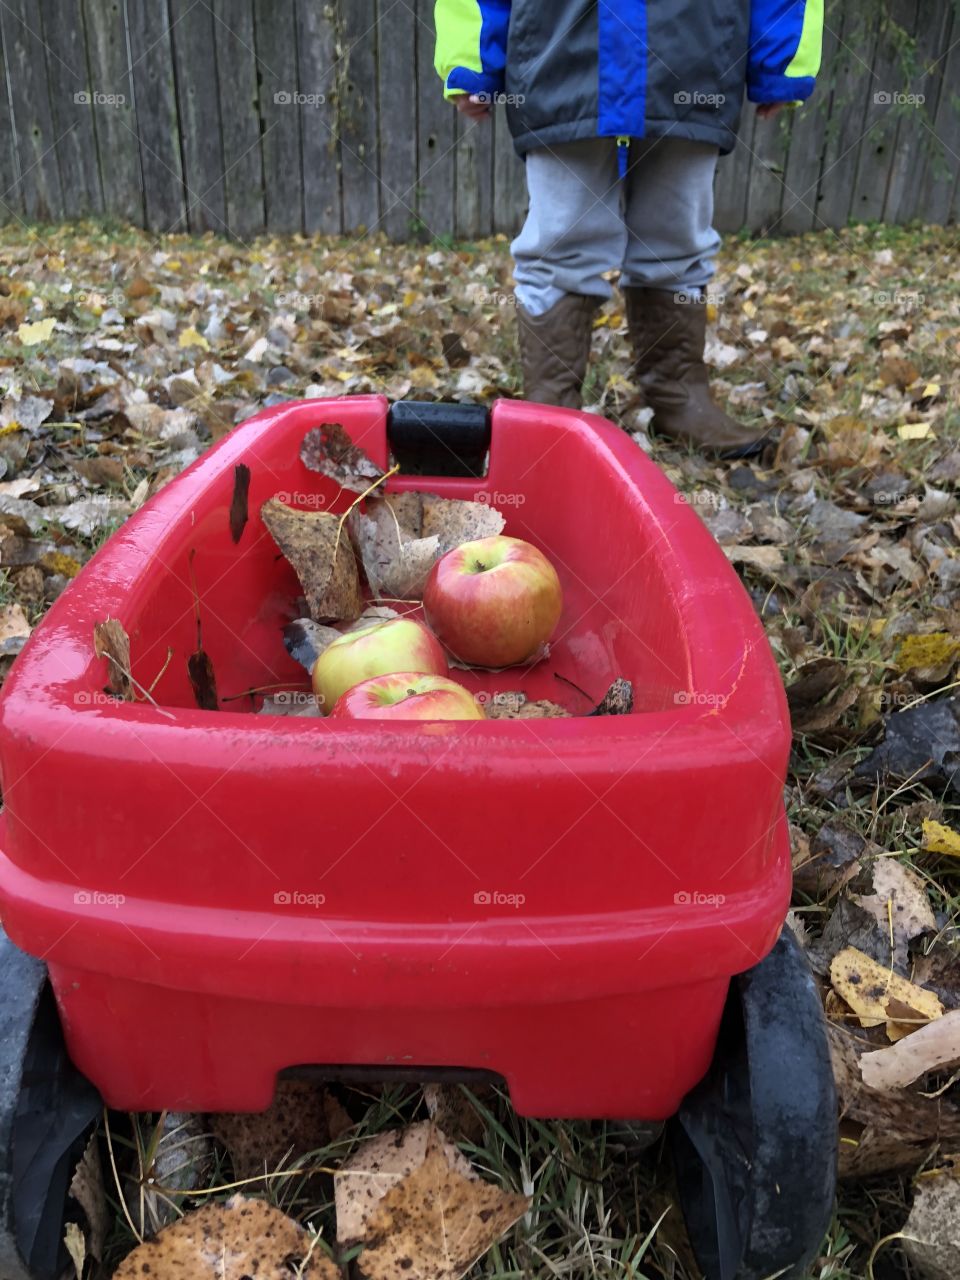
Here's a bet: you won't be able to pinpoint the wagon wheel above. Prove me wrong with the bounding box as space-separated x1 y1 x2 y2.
669 928 837 1280
0 927 101 1280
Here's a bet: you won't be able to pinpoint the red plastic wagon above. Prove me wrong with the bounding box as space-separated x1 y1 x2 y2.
0 397 835 1280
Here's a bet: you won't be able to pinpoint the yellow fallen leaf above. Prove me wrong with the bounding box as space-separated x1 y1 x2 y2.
830 946 942 1042
921 382 940 398
40 550 82 579
16 316 56 345
895 633 960 673
898 423 933 441
178 326 209 350
0 421 22 437
742 299 757 319
922 820 960 858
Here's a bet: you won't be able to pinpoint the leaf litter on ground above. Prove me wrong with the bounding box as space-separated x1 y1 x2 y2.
4 219 960 1277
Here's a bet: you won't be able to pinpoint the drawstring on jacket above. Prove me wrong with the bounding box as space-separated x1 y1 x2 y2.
616 136 630 178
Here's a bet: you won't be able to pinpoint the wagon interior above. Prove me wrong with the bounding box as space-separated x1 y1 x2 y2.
117 410 692 717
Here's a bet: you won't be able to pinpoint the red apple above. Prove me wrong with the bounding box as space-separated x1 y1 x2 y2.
312 618 447 711
423 535 562 667
328 672 486 721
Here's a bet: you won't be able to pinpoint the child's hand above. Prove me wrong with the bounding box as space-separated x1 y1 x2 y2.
756 103 787 119
453 94 493 120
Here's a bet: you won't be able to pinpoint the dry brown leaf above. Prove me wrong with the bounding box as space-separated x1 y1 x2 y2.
335 1121 474 1244
69 1130 108 1261
323 1090 355 1142
724 544 784 572
903 1172 960 1280
73 455 125 487
0 601 32 657
484 696 572 719
830 946 943 1041
419 493 505 554
350 501 441 599
262 498 362 622
211 1080 332 1181
830 1025 960 1179
93 617 134 699
356 1132 529 1280
860 1009 960 1091
851 858 937 968
423 1085 487 1145
301 423 383 493
113 1195 338 1279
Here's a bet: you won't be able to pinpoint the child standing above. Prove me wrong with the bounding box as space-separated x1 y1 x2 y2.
434 1 824 456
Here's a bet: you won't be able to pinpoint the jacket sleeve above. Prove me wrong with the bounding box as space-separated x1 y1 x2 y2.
434 0 511 100
747 0 823 103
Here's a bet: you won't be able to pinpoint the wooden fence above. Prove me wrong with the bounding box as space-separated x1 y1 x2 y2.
0 1 958 241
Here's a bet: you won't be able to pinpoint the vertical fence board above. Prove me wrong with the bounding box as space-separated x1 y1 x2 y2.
714 102 755 233
884 4 953 224
253 0 303 233
81 0 140 225
41 0 103 219
169 0 225 233
848 0 919 224
779 9 842 235
212 0 264 240
414 0 453 239
745 112 791 235
455 112 493 239
492 108 526 235
338 0 379 234
0 20 24 219
126 5 185 231
297 0 340 235
816 7 881 229
0 0 64 221
376 0 417 239
921 22 960 226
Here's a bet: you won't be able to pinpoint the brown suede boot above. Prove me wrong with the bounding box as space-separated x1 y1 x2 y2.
624 287 770 457
517 293 600 408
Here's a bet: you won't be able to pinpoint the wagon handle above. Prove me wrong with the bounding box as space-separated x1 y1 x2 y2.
386 400 491 476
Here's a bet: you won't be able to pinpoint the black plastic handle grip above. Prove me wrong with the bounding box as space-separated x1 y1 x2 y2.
387 400 491 465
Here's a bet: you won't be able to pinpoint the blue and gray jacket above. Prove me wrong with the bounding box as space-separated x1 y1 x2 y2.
435 1 823 161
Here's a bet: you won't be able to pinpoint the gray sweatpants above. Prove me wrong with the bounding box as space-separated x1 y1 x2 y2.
512 136 721 316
